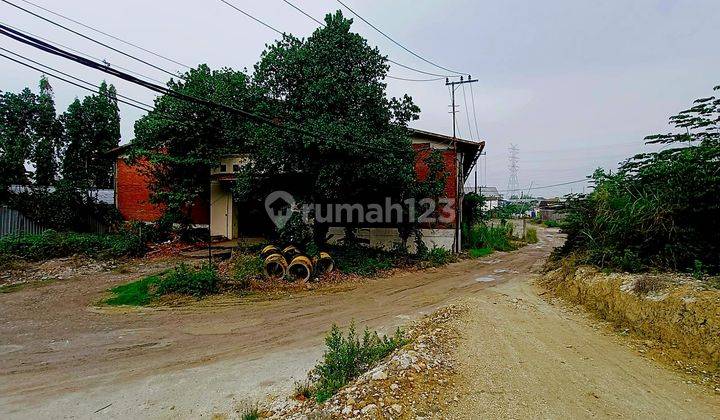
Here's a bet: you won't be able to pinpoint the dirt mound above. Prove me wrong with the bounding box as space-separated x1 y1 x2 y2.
541 265 720 387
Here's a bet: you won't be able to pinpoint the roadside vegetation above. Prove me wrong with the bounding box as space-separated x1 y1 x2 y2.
306 323 407 403
556 85 719 276
104 263 218 305
0 229 145 261
463 222 519 257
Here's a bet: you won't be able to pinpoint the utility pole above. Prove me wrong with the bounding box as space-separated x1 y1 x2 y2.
446 75 478 253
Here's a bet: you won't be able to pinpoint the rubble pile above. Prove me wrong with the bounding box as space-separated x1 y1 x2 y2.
269 305 467 419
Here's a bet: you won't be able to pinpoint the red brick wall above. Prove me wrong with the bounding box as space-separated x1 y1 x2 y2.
115 157 210 224
116 146 454 226
413 143 458 225
115 157 165 222
413 143 457 198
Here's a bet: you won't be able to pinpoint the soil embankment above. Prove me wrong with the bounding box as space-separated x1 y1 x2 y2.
542 264 720 388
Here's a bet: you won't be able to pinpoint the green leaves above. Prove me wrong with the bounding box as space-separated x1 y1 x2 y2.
560 85 720 274
239 10 419 211
132 64 252 224
60 81 120 189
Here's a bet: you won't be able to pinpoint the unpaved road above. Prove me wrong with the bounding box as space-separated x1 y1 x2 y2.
1 227 719 418
444 273 720 419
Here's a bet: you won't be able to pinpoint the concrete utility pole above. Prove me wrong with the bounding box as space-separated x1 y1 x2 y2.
446 76 478 253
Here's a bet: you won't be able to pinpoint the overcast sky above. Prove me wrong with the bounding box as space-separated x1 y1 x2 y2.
2 0 718 196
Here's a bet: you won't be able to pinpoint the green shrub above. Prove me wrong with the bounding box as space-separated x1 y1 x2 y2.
425 247 453 267
239 404 260 420
331 244 393 276
525 227 538 244
543 219 561 228
156 263 219 297
313 323 406 402
464 223 516 252
469 247 493 258
0 230 145 261
233 254 263 281
558 86 720 274
104 274 161 306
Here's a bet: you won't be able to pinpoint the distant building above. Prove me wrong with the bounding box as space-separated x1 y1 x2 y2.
538 198 566 221
464 186 502 211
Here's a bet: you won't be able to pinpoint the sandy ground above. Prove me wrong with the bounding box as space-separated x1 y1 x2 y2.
444 259 720 418
2 226 718 419
0 228 557 419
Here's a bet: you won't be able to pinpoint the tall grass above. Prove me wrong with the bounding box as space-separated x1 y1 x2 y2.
525 227 538 244
464 223 516 252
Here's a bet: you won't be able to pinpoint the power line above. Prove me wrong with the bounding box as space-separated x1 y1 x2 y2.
217 0 285 35
468 82 481 141
281 0 323 25
0 46 154 110
15 0 191 69
281 0 458 79
460 82 474 140
0 23 409 154
387 75 445 82
336 0 466 75
0 21 167 84
1 0 181 80
0 51 154 112
498 178 589 193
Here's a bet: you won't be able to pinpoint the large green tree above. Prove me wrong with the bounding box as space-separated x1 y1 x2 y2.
61 81 120 188
0 87 37 190
237 11 421 242
132 64 253 224
32 77 63 186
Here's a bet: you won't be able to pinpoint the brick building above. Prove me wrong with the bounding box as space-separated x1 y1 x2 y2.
110 129 483 251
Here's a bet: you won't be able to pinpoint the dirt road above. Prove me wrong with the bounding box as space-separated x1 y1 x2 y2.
0 229 556 418
2 227 718 418
444 275 720 419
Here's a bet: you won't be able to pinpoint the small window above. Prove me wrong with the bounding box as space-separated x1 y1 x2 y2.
232 164 240 172
220 164 227 172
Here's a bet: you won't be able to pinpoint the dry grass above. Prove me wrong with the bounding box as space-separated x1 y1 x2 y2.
631 275 665 295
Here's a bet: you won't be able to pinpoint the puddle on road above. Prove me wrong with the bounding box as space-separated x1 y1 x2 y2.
475 276 496 283
0 344 24 355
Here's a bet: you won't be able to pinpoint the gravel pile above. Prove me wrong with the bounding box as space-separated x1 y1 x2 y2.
268 305 467 419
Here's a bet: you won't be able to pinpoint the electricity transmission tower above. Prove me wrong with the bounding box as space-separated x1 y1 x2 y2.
507 144 520 199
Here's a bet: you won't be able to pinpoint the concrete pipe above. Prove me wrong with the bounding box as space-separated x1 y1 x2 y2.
314 251 335 275
282 245 301 261
287 255 313 282
260 244 281 260
263 253 288 279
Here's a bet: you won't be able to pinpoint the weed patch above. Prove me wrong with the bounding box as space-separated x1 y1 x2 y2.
425 247 454 267
312 323 406 402
105 275 161 306
469 247 493 258
105 263 219 305
0 230 145 261
331 245 393 276
232 254 263 284
464 223 516 252
156 263 219 297
525 227 538 244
